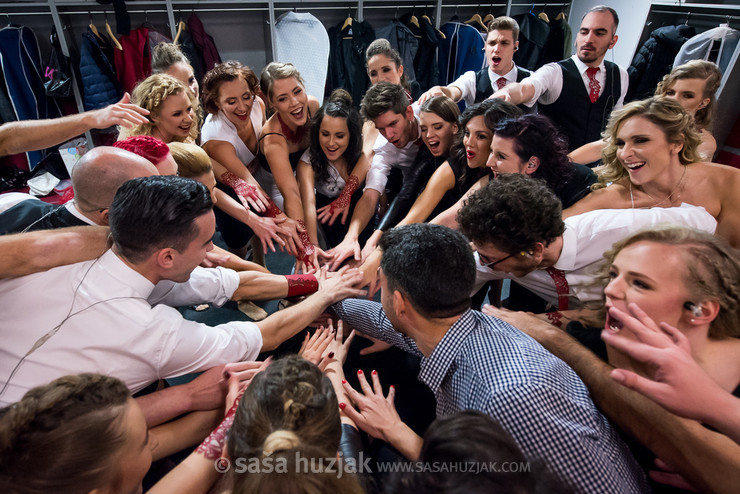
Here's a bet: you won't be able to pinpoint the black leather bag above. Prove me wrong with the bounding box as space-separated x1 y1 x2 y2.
44 26 73 98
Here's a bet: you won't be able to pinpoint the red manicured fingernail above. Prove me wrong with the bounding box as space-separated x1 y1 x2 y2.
390 385 395 389
357 369 363 375
339 402 346 410
328 352 335 359
341 379 347 384
224 371 231 379
371 370 377 375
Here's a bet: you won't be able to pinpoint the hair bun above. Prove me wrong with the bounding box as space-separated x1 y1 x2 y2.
262 430 300 456
329 88 352 107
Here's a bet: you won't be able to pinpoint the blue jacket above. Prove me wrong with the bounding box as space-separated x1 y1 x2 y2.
79 28 122 111
0 24 61 169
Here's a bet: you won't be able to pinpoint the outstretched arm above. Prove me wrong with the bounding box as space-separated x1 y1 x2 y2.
0 93 149 157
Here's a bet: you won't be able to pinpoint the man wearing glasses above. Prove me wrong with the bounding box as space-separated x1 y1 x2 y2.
457 174 717 327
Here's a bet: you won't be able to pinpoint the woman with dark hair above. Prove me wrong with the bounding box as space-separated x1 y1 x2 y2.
297 89 370 251
488 114 596 207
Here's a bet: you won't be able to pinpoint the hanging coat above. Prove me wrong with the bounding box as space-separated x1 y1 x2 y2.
438 22 485 86
187 14 221 73
114 26 151 94
401 14 442 93
627 24 696 102
376 21 420 96
513 13 550 70
327 19 375 106
0 24 61 169
79 27 122 112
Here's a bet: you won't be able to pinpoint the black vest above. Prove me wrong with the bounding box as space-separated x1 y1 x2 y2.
539 58 621 150
0 200 86 235
475 67 531 102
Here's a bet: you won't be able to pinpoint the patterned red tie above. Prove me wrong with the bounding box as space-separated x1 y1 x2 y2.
545 266 570 311
496 77 507 90
586 67 600 104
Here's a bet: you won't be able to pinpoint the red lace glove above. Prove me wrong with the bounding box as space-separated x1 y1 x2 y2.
328 175 360 215
195 389 243 460
264 198 283 218
285 274 319 298
296 219 316 269
221 171 259 202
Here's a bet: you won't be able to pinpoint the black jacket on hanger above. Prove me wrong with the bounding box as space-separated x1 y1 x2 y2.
513 13 550 70
327 19 375 105
627 24 696 102
402 14 443 94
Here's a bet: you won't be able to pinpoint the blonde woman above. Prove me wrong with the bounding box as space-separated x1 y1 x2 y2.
564 97 740 248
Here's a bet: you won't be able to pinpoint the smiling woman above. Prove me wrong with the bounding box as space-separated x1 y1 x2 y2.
122 74 200 144
564 97 740 248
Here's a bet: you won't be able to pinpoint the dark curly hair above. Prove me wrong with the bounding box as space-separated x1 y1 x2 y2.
201 61 260 115
457 174 565 253
308 89 363 185
493 114 573 197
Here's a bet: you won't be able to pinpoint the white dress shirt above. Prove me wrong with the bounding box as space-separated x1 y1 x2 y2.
364 103 422 193
521 55 629 109
473 204 717 307
0 249 262 405
450 65 521 107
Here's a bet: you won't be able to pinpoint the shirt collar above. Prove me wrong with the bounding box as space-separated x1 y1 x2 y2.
488 63 518 83
571 54 605 75
552 224 577 271
418 309 477 394
65 201 98 226
98 249 156 298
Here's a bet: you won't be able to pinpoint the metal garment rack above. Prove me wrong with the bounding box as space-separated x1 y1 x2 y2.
0 0 573 145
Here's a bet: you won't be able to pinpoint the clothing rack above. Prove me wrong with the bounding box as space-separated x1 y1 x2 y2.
652 10 738 24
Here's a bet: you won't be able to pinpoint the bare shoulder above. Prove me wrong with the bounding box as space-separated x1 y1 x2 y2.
563 181 630 218
308 95 320 113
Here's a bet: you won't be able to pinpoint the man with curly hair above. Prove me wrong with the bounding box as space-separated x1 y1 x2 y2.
457 174 716 324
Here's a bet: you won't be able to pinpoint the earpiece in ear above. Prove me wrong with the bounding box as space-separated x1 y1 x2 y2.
684 302 703 318
514 46 518 51
528 162 536 168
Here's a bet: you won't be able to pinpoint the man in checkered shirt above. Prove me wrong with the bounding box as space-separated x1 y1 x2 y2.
335 223 648 492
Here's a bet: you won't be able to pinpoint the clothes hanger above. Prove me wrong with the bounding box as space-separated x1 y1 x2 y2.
556 3 568 21
141 10 155 30
538 4 550 23
465 4 487 31
104 10 123 50
684 12 691 26
341 7 353 30
483 3 495 26
421 5 446 39
173 12 186 44
409 4 421 30
88 12 105 42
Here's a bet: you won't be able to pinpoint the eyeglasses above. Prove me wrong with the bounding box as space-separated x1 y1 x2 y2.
478 252 514 269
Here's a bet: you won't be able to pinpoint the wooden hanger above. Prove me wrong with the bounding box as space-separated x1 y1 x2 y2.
556 11 566 21
88 12 104 42
421 14 446 39
104 12 122 50
538 11 550 23
341 15 353 30
465 13 487 31
173 20 186 44
409 14 420 29
483 13 494 25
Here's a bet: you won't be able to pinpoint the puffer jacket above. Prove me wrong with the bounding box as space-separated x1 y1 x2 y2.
79 27 122 111
626 24 696 102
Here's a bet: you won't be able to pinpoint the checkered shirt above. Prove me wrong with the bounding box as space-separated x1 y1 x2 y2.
333 299 649 493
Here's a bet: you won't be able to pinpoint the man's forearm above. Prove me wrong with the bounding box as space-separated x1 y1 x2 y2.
530 322 740 494
346 190 380 239
0 113 91 156
0 226 109 278
136 384 200 428
256 291 335 351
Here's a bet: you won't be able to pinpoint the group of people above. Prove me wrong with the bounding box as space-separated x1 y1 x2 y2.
0 4 739 493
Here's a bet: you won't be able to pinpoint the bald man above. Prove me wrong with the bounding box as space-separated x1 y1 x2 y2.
0 147 157 234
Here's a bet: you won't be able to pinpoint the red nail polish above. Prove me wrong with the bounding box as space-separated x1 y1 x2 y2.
341 379 347 384
339 402 346 410
390 385 395 389
357 369 363 375
328 352 335 359
371 370 377 375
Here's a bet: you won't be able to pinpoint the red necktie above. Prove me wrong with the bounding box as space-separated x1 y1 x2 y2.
586 67 600 104
496 77 507 90
546 267 570 311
